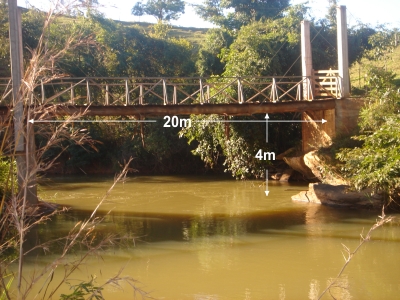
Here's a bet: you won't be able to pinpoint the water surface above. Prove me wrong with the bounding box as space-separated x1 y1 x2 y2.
20 176 400 299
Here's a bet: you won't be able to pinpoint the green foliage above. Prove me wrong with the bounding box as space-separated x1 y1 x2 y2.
359 67 399 132
60 277 104 300
366 27 397 61
0 274 13 300
0 158 15 199
336 117 400 200
22 8 47 52
195 0 290 30
183 6 307 178
336 68 400 201
132 0 185 21
181 115 225 169
324 0 337 28
221 5 306 77
149 20 172 39
0 0 9 77
181 114 300 179
196 28 233 76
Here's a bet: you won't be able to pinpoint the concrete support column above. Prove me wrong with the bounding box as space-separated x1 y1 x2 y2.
301 20 313 100
8 0 38 205
337 5 350 97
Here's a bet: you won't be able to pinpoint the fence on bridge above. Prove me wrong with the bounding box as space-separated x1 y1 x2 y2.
0 74 342 106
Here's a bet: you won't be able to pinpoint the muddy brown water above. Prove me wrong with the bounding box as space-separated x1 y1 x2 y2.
18 176 400 299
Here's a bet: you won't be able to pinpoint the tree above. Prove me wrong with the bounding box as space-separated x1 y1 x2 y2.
324 0 337 28
221 5 305 77
78 0 99 15
0 0 9 77
336 68 400 203
182 6 307 179
131 0 185 22
196 28 233 76
195 0 290 30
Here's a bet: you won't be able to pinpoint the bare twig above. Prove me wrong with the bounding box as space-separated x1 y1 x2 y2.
318 207 394 299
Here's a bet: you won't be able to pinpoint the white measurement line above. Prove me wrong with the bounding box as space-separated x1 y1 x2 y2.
29 119 157 124
265 170 269 196
265 114 269 143
196 119 327 123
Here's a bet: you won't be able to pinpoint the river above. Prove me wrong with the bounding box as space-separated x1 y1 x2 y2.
21 175 400 299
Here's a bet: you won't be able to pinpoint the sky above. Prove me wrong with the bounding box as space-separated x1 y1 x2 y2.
19 0 400 29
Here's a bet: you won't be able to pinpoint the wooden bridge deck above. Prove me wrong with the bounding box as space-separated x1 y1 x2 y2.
0 100 336 118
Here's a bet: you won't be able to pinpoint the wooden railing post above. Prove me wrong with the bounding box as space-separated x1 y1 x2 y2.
237 78 244 104
105 83 109 105
296 84 301 101
41 79 45 104
125 78 130 105
271 78 278 102
139 84 143 105
86 78 90 104
163 79 168 105
173 86 177 104
70 83 75 104
200 78 204 104
308 77 314 100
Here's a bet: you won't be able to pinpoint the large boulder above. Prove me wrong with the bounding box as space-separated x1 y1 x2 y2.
292 183 382 209
303 150 347 185
283 156 316 181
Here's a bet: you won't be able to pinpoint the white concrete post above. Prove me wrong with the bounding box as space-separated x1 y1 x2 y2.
8 0 38 205
301 20 313 100
337 5 350 97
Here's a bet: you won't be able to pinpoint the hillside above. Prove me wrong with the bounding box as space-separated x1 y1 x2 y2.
115 20 209 47
350 44 400 92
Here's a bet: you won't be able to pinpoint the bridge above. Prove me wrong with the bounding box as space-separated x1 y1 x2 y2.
3 3 361 206
0 72 340 117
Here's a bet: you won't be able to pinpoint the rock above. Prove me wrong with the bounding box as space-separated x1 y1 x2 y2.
303 150 347 185
275 147 295 160
271 173 282 180
283 156 316 180
292 183 382 208
279 168 294 182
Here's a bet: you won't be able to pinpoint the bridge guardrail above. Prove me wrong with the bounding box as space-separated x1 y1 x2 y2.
0 78 12 104
0 75 342 106
313 69 342 99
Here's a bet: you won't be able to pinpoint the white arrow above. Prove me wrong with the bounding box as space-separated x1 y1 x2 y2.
265 169 269 196
29 119 157 124
265 114 269 143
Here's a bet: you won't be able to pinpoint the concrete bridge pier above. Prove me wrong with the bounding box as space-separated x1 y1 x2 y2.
300 5 358 153
8 0 38 206
301 98 364 153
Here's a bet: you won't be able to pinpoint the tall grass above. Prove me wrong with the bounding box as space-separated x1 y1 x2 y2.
0 1 151 298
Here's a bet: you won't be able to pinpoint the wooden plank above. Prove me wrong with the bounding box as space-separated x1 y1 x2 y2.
314 70 339 74
21 99 336 117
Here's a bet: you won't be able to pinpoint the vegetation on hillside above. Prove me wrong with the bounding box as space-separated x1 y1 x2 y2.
336 67 400 203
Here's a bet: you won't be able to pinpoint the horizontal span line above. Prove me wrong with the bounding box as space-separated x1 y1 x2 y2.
196 119 326 123
29 119 157 123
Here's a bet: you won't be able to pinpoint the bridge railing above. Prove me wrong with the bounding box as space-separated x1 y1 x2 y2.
313 69 342 99
0 75 342 106
0 78 12 104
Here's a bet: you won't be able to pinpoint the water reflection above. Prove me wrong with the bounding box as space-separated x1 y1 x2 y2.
28 176 400 299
